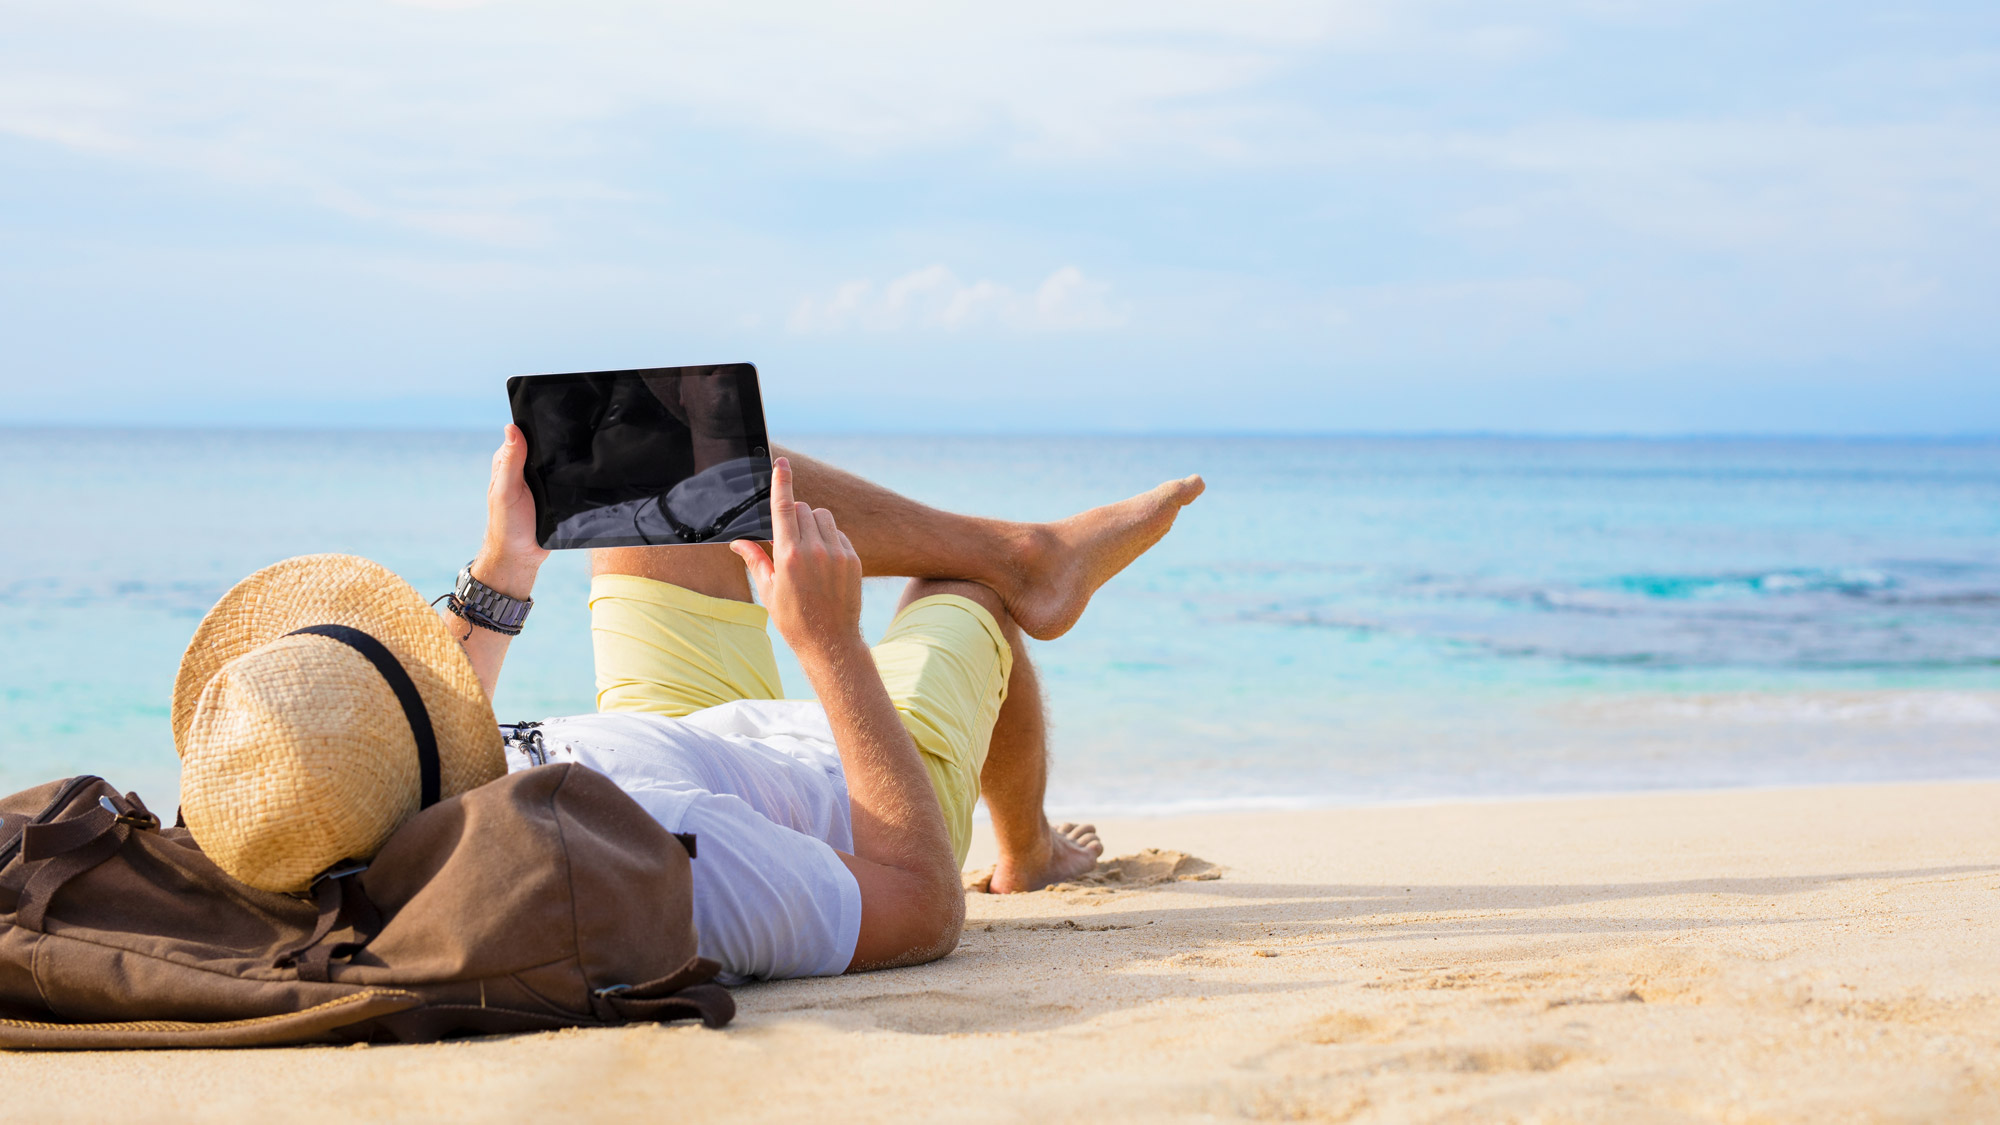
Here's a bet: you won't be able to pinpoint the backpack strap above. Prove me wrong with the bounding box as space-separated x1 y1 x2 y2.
18 792 154 862
276 864 384 981
594 982 735 1030
13 793 155 931
19 801 115 865
587 956 735 1029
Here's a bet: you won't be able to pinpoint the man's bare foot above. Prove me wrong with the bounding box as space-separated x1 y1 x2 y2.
987 821 1104 894
1003 475 1205 641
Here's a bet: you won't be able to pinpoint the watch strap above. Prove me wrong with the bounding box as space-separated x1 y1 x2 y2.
454 563 533 633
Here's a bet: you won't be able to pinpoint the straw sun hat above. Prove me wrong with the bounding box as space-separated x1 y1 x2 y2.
172 554 504 893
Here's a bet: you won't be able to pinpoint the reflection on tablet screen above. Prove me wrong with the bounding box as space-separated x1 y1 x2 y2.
507 363 773 550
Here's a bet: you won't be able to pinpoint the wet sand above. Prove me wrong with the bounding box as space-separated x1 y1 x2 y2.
5 779 1998 1122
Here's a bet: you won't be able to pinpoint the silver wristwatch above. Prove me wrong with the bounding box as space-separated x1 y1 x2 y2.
453 562 533 635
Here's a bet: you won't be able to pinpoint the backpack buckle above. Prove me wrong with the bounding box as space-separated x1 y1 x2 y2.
313 861 370 886
97 796 158 831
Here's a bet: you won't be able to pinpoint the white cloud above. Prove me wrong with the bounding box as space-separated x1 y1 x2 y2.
787 266 1127 334
3 0 1996 421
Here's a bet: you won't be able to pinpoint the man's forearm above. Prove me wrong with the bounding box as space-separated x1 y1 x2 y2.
442 549 541 703
449 424 551 703
798 639 953 880
733 456 964 969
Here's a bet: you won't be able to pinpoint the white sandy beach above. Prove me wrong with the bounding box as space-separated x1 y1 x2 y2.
4 778 1997 1122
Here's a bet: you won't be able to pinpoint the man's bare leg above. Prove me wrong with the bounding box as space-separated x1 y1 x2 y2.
777 446 1203 642
895 579 1102 893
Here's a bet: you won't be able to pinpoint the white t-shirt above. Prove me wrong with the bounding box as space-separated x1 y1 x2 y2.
502 703 863 985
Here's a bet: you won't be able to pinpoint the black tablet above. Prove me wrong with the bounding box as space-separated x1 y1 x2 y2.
507 363 773 550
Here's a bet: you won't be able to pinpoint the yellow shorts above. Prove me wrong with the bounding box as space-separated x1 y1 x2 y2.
589 573 1012 868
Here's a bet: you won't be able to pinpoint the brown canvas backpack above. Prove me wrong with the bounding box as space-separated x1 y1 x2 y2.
0 762 732 1048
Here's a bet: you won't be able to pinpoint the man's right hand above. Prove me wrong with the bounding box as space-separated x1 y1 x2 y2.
735 457 962 970
731 457 864 661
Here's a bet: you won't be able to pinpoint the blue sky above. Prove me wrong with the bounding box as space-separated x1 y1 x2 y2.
1 1 1995 433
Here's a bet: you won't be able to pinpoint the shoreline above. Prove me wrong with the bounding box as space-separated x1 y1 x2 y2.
7 777 1997 1121
1041 768 2000 821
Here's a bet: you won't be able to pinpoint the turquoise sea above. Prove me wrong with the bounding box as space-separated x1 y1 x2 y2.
4 430 1998 816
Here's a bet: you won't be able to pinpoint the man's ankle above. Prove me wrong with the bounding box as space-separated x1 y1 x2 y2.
992 820 1054 870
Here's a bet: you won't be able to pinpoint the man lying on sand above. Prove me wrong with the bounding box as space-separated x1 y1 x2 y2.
442 430 1203 982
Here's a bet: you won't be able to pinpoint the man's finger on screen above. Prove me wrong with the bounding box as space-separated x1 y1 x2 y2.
769 456 798 543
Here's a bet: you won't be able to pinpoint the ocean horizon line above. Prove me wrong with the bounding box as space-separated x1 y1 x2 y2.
5 423 1999 445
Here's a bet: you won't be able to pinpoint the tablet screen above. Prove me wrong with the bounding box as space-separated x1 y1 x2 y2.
507 364 773 550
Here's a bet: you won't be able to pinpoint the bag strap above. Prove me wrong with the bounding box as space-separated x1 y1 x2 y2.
16 832 123 931
596 982 735 1029
588 956 734 1029
276 864 384 981
13 793 155 931
18 801 116 864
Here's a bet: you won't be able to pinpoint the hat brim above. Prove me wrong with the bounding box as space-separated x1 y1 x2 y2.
173 554 504 802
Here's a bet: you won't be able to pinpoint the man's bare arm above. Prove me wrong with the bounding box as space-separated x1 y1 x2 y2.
732 459 963 969
441 425 549 698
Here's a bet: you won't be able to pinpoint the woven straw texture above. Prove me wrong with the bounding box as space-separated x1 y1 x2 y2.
172 554 503 892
